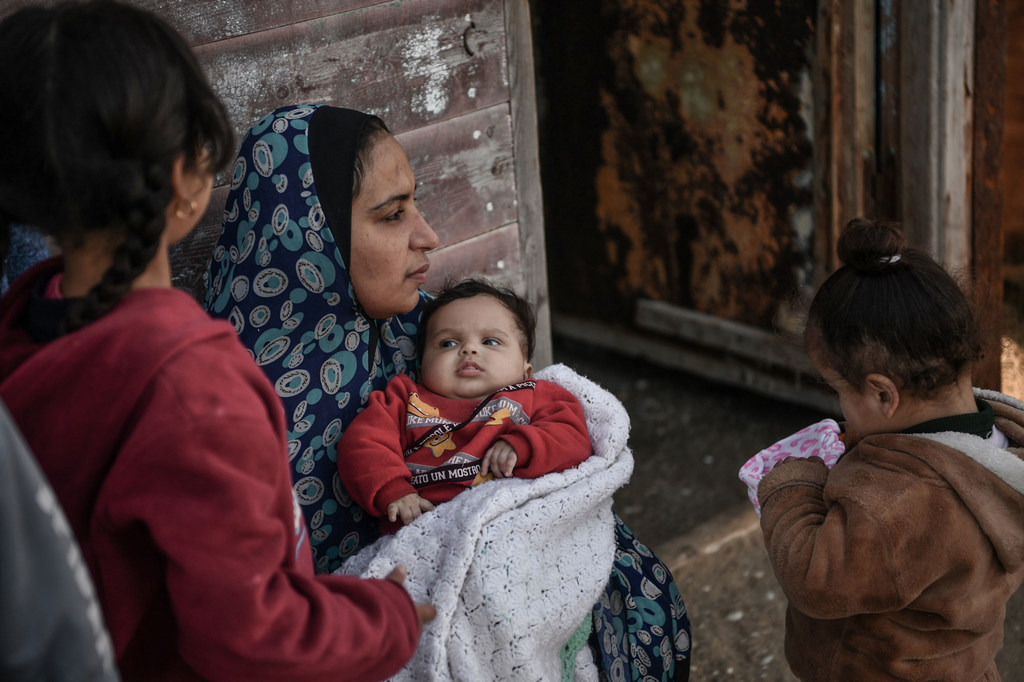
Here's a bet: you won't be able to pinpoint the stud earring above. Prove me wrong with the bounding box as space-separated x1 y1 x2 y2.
175 199 198 220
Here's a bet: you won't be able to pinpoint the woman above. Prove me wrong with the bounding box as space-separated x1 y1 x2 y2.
205 104 691 680
0 5 429 680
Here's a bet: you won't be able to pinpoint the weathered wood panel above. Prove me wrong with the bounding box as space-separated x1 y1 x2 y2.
400 104 517 246
874 0 902 221
424 222 523 293
971 0 1007 390
502 0 551 371
1004 0 1024 271
0 0 379 44
554 312 838 414
171 104 518 298
194 0 509 139
900 0 974 269
635 299 814 374
131 0 380 46
814 0 877 276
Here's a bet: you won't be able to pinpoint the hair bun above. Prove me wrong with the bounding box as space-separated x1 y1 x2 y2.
835 217 907 273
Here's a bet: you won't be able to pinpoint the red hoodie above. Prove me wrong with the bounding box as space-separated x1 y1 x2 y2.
0 259 419 681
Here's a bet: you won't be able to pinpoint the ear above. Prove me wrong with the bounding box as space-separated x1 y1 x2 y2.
864 373 901 420
165 155 210 244
523 362 533 380
170 156 206 203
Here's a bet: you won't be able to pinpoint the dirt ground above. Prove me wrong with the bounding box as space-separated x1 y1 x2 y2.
552 336 1024 681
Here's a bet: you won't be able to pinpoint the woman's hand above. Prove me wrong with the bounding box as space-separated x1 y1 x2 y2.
385 565 437 629
481 440 518 478
386 492 435 525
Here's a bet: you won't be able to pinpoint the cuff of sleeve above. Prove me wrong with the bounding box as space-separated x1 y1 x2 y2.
375 479 417 512
757 456 829 507
367 576 422 660
495 434 527 465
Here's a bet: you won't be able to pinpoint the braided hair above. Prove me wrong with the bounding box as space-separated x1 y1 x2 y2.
0 0 232 332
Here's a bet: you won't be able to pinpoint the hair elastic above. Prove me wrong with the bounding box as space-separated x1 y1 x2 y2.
879 254 901 265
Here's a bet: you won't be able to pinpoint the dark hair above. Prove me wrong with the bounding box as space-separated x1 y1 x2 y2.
0 0 233 332
806 218 981 397
352 116 391 199
419 279 537 360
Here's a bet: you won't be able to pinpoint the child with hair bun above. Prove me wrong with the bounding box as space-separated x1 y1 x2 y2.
748 218 1024 681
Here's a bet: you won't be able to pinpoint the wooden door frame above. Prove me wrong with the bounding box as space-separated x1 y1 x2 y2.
815 0 1005 388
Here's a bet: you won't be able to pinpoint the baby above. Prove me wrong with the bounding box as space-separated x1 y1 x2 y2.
337 278 592 533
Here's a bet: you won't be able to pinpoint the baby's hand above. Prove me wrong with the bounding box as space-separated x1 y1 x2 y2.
386 493 436 526
481 440 518 478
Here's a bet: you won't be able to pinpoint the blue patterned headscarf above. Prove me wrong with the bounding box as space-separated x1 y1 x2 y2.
204 105 428 573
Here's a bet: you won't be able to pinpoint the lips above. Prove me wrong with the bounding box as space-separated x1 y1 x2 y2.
407 261 430 284
457 362 482 376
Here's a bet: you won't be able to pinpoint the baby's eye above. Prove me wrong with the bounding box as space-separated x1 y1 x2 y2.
483 338 500 346
439 339 458 348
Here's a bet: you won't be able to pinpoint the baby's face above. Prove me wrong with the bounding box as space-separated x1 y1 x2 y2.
420 295 532 400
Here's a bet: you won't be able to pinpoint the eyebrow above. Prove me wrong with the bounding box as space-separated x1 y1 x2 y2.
367 191 411 213
430 327 514 339
366 183 419 213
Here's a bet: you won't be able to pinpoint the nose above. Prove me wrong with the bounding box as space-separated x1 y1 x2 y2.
459 343 478 355
411 207 440 251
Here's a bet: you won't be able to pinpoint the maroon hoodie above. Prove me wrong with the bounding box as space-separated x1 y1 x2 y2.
0 259 419 681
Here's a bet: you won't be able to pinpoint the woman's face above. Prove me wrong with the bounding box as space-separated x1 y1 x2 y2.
349 135 440 319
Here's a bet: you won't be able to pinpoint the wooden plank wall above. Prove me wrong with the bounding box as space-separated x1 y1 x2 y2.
1005 0 1024 269
1 0 552 365
971 0 1007 390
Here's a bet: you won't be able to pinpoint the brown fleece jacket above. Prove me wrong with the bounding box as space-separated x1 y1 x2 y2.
758 390 1024 682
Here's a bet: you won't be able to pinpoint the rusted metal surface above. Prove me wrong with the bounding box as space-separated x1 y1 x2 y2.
538 0 816 329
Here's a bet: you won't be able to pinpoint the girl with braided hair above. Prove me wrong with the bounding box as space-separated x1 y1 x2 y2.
0 2 432 680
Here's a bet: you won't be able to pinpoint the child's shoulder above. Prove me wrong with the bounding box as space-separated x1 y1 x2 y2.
385 372 420 391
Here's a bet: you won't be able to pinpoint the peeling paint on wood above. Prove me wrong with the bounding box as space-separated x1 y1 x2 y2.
194 0 509 138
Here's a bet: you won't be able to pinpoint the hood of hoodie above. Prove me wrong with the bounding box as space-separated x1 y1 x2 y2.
902 389 1024 576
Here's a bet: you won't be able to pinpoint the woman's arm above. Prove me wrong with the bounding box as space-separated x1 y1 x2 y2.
336 374 419 516
498 379 592 478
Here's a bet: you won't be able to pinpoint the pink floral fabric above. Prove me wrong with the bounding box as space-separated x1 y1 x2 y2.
739 419 845 516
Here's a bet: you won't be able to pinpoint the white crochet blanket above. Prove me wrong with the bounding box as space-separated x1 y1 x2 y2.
336 364 634 681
